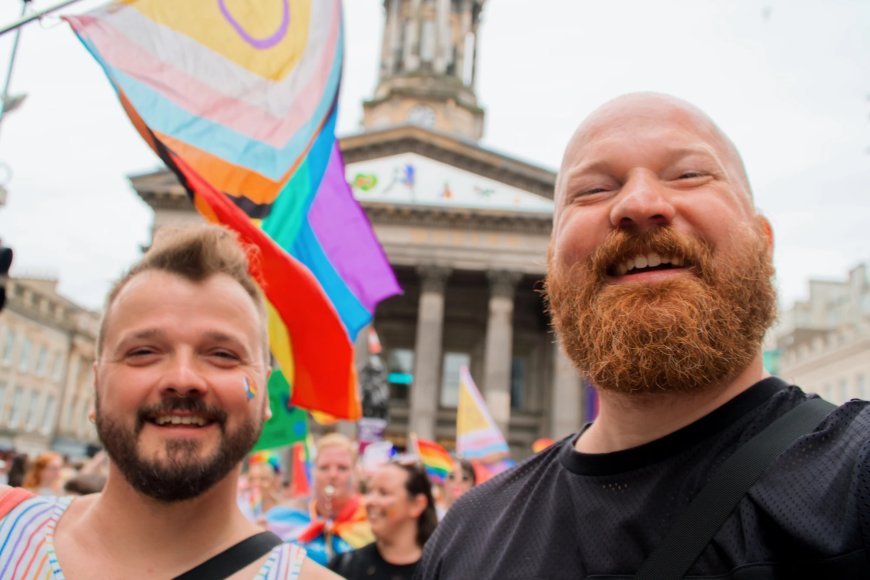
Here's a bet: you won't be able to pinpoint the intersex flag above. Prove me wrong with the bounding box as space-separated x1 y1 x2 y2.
456 366 515 476
65 0 400 420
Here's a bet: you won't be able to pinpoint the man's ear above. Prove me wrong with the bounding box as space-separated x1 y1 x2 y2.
263 378 272 421
758 215 774 256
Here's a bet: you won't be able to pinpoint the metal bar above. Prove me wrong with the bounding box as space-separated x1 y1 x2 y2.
0 0 85 38
0 1 30 145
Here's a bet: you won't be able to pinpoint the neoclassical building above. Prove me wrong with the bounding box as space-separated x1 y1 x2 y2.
770 263 870 405
0 277 100 456
130 0 589 458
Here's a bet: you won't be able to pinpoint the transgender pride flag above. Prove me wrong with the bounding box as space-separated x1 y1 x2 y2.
456 366 515 475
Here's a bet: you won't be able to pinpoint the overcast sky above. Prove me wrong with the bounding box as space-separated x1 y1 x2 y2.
0 0 867 313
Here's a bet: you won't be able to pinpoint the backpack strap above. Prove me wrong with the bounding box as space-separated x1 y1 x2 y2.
173 530 283 580
636 397 837 580
0 487 35 519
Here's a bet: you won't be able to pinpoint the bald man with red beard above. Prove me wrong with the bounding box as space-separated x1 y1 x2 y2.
416 94 870 579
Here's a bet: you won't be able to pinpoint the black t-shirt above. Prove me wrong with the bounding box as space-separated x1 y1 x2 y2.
329 541 419 580
416 377 870 579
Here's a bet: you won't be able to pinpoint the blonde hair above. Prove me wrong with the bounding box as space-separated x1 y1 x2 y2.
315 433 358 464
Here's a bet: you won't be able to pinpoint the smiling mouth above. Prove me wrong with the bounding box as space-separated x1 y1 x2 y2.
145 413 216 429
609 252 687 277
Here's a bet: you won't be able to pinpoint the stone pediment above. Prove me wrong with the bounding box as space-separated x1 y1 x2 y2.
340 125 556 200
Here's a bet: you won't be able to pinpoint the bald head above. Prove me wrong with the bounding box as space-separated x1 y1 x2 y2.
557 92 753 208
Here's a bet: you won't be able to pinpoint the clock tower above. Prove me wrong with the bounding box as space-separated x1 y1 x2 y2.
362 0 487 141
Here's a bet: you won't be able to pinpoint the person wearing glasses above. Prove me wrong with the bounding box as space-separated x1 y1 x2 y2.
437 458 476 519
328 459 437 579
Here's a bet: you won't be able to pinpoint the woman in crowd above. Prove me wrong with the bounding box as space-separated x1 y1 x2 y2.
328 459 437 580
22 451 63 496
238 451 286 527
438 458 476 518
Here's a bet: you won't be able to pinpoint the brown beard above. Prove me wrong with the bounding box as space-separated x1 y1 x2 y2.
544 226 777 395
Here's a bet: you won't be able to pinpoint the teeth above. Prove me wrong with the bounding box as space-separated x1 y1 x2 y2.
615 254 683 275
155 415 207 426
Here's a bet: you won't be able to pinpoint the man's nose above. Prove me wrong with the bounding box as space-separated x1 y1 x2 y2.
159 352 208 397
609 172 676 232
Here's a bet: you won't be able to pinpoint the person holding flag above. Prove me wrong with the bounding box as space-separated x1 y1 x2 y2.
239 451 287 530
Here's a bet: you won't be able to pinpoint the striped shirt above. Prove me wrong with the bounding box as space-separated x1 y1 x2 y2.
0 493 306 579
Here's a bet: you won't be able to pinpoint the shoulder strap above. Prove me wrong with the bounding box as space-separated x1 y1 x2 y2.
173 530 283 580
636 397 837 580
0 487 35 519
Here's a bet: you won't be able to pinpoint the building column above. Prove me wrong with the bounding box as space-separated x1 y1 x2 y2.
550 339 583 439
408 265 451 441
434 0 450 73
482 270 519 436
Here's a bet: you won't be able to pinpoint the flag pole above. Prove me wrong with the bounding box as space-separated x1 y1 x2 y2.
0 0 85 37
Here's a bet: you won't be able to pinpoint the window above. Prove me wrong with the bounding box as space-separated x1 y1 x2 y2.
1 329 14 366
41 394 57 433
25 390 40 431
9 386 24 427
18 338 31 373
440 352 470 408
386 348 414 401
35 346 48 376
61 358 81 430
52 352 65 384
510 357 526 410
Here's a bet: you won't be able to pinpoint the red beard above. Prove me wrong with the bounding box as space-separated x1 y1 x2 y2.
545 226 776 395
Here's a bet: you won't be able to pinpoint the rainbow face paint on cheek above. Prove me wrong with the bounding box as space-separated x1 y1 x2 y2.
244 376 257 401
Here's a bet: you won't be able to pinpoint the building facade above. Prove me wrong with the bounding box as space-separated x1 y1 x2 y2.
0 277 100 457
129 0 590 458
770 263 870 404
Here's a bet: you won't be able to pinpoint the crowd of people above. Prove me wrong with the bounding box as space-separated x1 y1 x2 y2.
233 434 477 579
0 449 108 497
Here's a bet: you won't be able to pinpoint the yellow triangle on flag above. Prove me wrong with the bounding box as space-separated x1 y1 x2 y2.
457 373 491 434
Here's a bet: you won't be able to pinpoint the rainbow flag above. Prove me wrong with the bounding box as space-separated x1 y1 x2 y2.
287 440 311 498
411 434 453 484
65 0 399 420
456 366 515 475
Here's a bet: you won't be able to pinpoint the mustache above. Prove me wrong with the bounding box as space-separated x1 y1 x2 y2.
587 227 713 280
136 397 228 433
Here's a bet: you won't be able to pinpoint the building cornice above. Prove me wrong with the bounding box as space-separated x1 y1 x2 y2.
363 201 552 235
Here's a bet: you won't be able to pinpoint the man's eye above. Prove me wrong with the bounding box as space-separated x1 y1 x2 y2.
209 350 241 363
213 350 238 359
128 348 156 357
677 171 707 179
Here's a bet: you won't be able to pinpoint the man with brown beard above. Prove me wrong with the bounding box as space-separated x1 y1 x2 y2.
0 225 339 579
416 93 870 579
